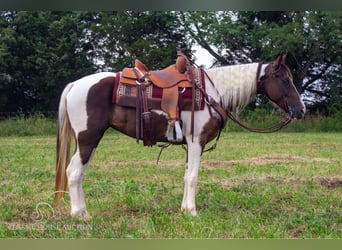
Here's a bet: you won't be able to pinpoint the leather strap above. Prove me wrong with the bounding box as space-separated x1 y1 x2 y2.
133 68 153 145
140 83 153 146
202 64 292 133
176 50 200 142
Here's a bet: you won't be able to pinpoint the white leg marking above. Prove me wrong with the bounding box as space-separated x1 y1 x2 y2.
179 106 212 216
67 148 95 220
181 161 189 211
181 137 202 216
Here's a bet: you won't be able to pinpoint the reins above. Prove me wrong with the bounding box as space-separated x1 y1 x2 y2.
225 110 292 133
157 52 293 163
201 61 292 134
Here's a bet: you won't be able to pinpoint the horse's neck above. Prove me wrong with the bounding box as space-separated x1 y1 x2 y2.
205 63 259 113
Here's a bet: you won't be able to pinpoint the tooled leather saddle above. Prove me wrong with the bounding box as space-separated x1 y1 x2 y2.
112 50 205 146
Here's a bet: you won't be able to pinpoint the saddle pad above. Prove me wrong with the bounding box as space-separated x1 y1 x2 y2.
112 71 205 111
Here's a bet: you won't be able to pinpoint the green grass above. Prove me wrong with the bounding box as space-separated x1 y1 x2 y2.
0 132 341 238
0 114 57 136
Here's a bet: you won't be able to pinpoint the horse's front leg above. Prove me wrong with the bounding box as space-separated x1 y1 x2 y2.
181 138 202 216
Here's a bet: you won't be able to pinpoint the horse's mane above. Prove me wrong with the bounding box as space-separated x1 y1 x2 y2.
205 63 259 113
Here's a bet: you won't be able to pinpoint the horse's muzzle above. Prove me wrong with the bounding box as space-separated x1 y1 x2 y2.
289 104 306 120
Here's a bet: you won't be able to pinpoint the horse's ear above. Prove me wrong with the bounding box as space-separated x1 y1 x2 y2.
272 52 287 70
279 51 287 63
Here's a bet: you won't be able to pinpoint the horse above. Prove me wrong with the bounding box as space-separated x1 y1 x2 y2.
53 52 306 219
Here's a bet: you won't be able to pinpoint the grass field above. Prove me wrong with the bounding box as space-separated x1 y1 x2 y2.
0 131 341 238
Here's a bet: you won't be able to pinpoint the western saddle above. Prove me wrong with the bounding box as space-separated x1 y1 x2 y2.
118 50 201 146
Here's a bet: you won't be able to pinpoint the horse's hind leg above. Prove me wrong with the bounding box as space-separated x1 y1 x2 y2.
67 129 105 219
66 150 92 219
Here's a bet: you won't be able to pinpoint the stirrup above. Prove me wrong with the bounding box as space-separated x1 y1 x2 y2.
167 120 183 142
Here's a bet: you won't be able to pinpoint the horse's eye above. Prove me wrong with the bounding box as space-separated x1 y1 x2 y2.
282 79 291 86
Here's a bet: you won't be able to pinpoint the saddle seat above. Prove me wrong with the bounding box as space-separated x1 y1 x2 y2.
123 57 192 89
135 54 187 75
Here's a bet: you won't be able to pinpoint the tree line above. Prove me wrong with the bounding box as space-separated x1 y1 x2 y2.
0 11 341 116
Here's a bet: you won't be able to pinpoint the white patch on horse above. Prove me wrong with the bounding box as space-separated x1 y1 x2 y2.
151 110 170 138
181 136 202 216
66 72 116 136
67 148 96 219
205 63 258 113
258 64 268 81
58 83 74 126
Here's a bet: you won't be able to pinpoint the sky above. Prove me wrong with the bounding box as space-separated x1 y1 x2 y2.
193 45 214 68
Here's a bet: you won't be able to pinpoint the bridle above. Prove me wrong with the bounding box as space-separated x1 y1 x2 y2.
197 61 292 134
157 52 293 159
224 62 292 133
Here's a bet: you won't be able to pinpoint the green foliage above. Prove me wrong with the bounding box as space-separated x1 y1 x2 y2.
181 11 342 111
0 113 56 136
89 11 191 71
0 11 96 112
319 113 342 132
0 11 190 114
0 11 341 116
225 108 342 133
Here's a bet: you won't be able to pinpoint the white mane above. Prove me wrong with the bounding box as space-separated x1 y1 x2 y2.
205 63 259 113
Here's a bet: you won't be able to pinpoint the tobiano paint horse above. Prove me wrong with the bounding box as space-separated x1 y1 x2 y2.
54 52 306 219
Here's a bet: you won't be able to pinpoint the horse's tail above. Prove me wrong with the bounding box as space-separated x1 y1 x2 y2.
54 83 73 208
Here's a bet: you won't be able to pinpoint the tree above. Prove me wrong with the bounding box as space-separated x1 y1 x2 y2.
0 11 96 113
0 11 191 114
179 11 342 111
86 11 191 71
2 11 339 114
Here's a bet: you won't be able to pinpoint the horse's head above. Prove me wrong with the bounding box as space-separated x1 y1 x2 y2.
258 53 306 120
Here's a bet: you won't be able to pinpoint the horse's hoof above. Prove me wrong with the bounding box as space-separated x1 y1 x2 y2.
181 207 197 216
191 210 197 216
71 210 91 220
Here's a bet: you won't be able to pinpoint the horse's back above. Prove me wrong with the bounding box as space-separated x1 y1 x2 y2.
66 72 116 105
71 72 116 87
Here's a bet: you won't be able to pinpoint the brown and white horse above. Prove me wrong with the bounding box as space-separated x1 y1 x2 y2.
54 53 305 219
